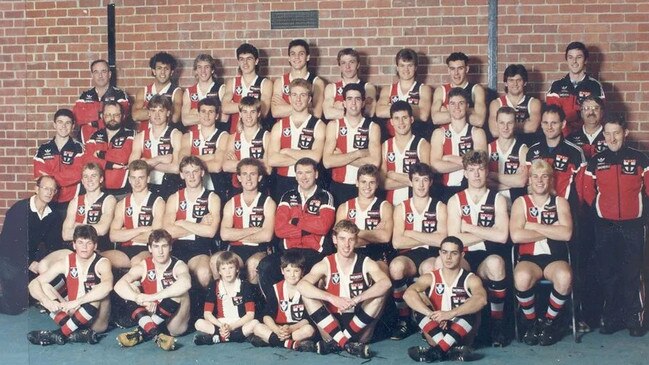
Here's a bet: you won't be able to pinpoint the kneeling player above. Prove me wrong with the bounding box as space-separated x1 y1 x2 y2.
405 236 487 362
252 251 317 351
194 251 259 345
114 229 191 351
297 220 391 359
27 225 113 345
510 159 573 346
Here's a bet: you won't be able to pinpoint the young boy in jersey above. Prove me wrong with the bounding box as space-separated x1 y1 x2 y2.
27 225 113 346
510 160 573 346
405 236 487 362
114 229 191 351
252 250 317 351
297 220 392 359
194 251 259 345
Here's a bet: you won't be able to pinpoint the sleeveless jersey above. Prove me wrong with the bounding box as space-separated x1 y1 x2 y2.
205 278 255 322
140 82 180 132
228 75 265 134
230 192 269 246
401 197 441 251
441 124 474 187
281 72 318 103
519 195 567 256
324 253 373 314
384 135 424 205
426 268 473 311
488 139 527 202
187 81 222 110
141 256 179 295
66 252 104 301
346 197 384 232
497 94 534 125
75 192 109 225
386 80 423 136
175 188 212 241
231 127 266 187
142 125 175 185
331 117 374 184
441 82 476 108
271 279 305 324
334 79 366 103
455 189 498 251
188 124 229 190
277 115 320 177
122 192 158 247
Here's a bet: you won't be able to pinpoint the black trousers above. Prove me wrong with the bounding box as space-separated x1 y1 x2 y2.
593 217 645 326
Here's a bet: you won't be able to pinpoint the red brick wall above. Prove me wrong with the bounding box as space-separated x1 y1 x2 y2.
1 0 648 228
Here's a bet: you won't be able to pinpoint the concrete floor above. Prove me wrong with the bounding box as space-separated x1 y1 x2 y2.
3 308 649 365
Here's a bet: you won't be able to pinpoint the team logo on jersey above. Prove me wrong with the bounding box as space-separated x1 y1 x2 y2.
461 205 471 216
147 269 156 281
235 85 243 95
423 219 437 233
622 159 637 174
190 93 199 101
234 140 242 151
353 133 368 149
291 304 305 320
283 84 290 95
179 200 187 211
515 110 527 124
87 209 100 224
235 206 243 217
307 199 321 214
406 212 414 224
145 93 153 101
490 152 499 161
529 206 539 217
553 155 568 171
366 218 379 230
336 86 343 96
459 140 473 156
478 211 495 227
144 140 152 150
282 127 291 137
387 152 396 163
280 300 289 312
232 296 244 306
541 210 557 225
77 205 86 216
505 160 519 175
250 146 263 159
435 283 445 295
158 139 172 155
113 136 126 148
348 209 357 219
339 126 348 136
193 202 208 218
391 95 400 104
125 206 133 217
70 267 78 278
331 272 340 285
298 132 314 149
192 139 201 148
350 282 365 297
62 151 75 165
138 211 153 226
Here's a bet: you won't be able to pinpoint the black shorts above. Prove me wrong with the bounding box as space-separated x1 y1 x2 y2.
519 253 568 271
464 250 490 273
173 239 211 263
228 244 272 263
329 180 358 208
118 244 148 259
398 247 438 270
357 243 396 264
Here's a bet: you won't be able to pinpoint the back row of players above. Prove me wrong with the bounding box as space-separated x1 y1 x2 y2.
27 40 648 358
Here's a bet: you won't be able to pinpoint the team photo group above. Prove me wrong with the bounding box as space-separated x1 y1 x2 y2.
1 37 647 363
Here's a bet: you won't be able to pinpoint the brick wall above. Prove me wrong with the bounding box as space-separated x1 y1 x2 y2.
1 0 648 228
